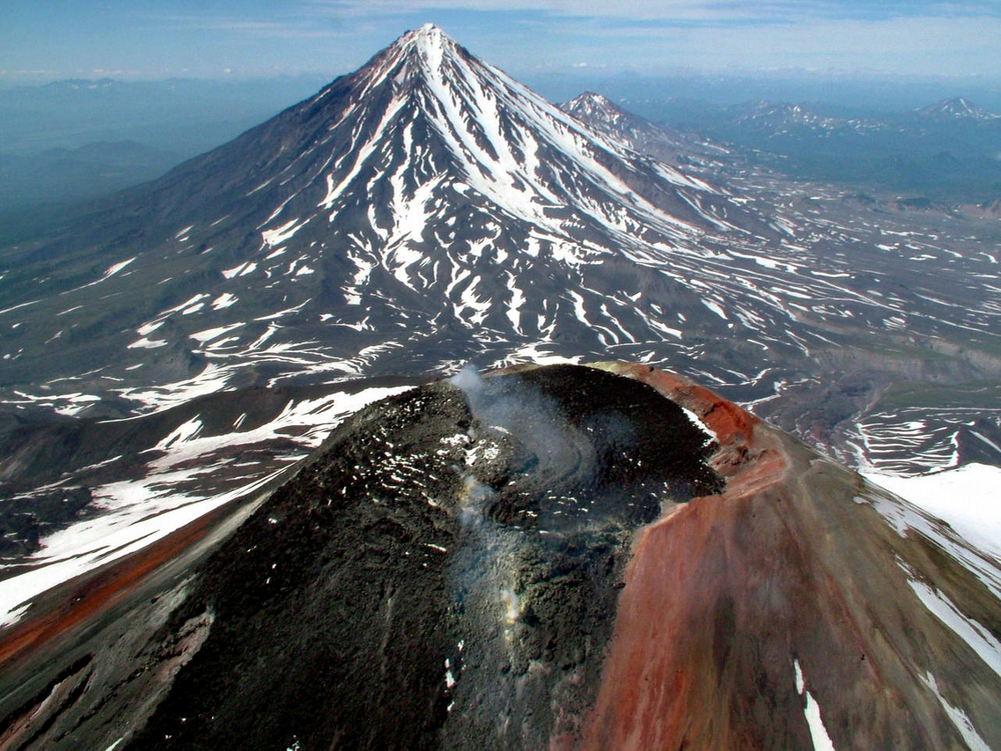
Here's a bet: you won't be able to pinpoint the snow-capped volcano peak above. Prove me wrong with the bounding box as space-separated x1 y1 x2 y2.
413 21 443 37
307 23 738 251
405 21 447 49
560 91 668 137
559 90 719 171
917 96 999 120
0 24 770 416
563 92 620 119
371 22 455 78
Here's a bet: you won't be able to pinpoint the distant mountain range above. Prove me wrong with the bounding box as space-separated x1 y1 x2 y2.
649 96 1001 202
0 75 335 227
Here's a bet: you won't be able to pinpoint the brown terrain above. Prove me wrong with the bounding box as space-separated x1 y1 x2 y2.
585 363 1001 750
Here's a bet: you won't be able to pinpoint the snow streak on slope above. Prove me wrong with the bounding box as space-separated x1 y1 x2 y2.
0 385 411 626
854 408 1001 475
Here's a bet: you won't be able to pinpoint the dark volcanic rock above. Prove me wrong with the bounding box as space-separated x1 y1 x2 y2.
126 365 718 750
0 486 93 559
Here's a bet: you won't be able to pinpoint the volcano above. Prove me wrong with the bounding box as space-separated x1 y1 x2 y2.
3 23 1000 473
560 91 724 168
917 97 1000 121
0 23 772 416
0 363 998 750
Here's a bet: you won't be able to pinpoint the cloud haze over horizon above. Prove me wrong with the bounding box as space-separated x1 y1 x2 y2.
2 0 1000 84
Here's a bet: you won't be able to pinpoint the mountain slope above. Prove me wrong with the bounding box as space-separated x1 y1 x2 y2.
0 141 181 210
565 93 1001 474
1 24 771 416
917 96 1000 121
560 91 726 167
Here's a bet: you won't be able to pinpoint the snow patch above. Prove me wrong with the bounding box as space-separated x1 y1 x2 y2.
262 218 306 247
101 257 136 280
154 415 203 450
920 672 991 751
863 464 1001 558
211 293 238 310
681 406 717 445
793 659 837 751
906 576 1001 680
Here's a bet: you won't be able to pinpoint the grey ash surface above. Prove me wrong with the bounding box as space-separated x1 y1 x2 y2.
109 364 719 750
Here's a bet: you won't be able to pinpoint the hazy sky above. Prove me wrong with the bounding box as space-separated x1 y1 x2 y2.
2 0 1000 83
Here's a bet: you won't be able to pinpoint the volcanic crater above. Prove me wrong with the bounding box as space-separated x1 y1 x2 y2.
127 364 721 749
1 363 999 751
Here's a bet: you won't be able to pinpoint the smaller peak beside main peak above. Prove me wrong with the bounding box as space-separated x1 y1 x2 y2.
945 96 979 110
575 92 611 104
563 91 622 117
918 95 998 120
940 96 976 112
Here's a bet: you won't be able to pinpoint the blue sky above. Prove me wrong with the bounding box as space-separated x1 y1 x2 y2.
2 0 1000 82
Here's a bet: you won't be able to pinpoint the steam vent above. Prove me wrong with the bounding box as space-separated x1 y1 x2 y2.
1 363 1000 749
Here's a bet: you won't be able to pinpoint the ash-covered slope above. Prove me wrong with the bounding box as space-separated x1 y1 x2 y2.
1 364 998 750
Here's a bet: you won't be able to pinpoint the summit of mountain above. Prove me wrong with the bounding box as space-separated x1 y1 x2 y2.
561 91 632 127
559 91 727 167
2 363 1000 749
917 96 1000 121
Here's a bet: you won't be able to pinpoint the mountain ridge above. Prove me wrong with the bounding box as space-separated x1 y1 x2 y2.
559 91 727 168
917 96 999 121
